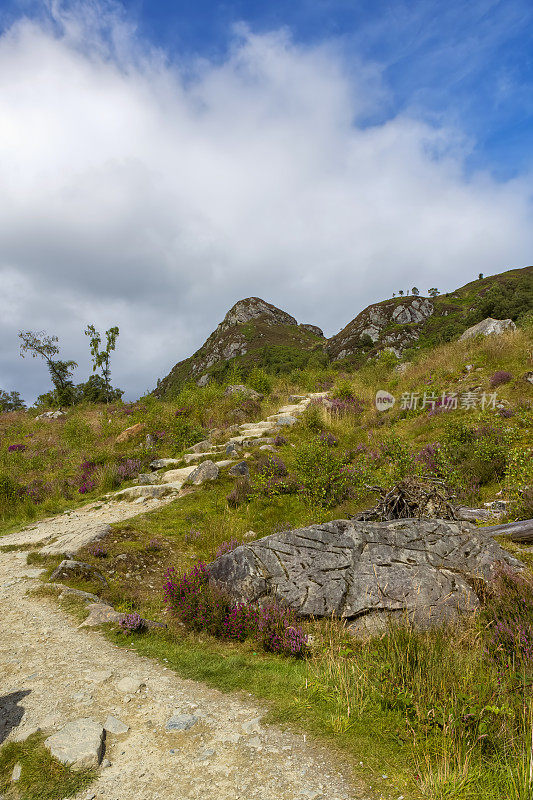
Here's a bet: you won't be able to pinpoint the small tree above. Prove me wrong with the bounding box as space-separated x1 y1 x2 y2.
428 287 440 297
0 390 26 412
398 290 404 297
19 331 78 406
85 325 120 402
478 273 484 280
412 287 420 296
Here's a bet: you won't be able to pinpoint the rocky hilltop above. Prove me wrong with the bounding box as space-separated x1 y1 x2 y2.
155 297 325 395
155 265 533 394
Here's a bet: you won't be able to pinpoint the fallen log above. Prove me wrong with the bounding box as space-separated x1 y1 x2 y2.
480 518 533 544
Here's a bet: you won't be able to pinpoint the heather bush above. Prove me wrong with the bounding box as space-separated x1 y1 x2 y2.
116 458 142 481
214 538 240 558
88 543 107 558
119 612 146 633
163 563 308 657
490 370 513 388
482 566 533 669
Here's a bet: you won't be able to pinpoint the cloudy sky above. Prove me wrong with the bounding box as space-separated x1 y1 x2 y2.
1 0 533 402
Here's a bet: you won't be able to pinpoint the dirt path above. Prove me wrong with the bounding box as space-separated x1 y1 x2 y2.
0 395 365 800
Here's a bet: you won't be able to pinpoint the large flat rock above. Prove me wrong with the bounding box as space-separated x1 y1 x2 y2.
209 518 523 631
45 718 105 770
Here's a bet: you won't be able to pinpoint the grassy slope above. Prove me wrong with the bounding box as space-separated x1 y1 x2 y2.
2 307 533 800
7 319 531 800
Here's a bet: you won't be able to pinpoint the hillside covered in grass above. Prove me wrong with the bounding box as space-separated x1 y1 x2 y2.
1 285 533 800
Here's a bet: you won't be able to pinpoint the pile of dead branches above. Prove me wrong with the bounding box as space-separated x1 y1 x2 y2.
354 476 458 521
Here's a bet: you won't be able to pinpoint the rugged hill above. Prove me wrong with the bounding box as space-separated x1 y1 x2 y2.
156 266 533 394
155 297 325 396
327 265 533 365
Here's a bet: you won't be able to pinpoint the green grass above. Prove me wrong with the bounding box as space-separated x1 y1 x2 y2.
0 732 95 800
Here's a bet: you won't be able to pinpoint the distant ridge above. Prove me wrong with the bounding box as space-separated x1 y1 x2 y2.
154 265 533 395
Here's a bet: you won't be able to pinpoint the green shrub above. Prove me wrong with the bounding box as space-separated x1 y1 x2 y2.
247 367 272 395
294 438 352 507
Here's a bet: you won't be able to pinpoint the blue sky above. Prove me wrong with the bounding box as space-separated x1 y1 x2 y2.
0 0 533 400
134 0 533 178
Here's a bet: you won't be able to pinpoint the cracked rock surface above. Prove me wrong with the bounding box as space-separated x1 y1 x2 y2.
209 518 523 632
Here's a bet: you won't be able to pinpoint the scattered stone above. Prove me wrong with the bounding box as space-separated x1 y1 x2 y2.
187 440 212 454
101 758 112 768
214 460 235 468
150 458 182 470
209 518 523 631
80 604 124 627
104 715 130 735
183 451 219 464
229 461 250 477
113 484 175 501
159 466 196 485
224 384 263 400
50 560 107 586
35 409 66 421
45 719 105 770
288 395 306 403
165 714 198 732
226 443 240 456
145 433 158 448
51 584 109 605
115 676 145 694
459 317 517 341
137 472 160 485
259 445 275 452
11 763 21 782
186 460 219 485
394 361 412 375
115 423 146 444
242 717 262 735
274 415 297 427
524 371 533 385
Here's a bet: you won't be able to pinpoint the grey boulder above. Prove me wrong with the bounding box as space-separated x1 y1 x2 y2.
229 461 250 477
209 518 522 632
45 718 105 770
50 560 107 586
460 317 516 341
186 460 219 485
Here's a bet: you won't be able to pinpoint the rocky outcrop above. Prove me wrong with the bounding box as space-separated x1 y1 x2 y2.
224 384 263 400
154 298 323 395
209 518 522 632
459 317 517 341
116 423 146 443
299 323 324 337
327 297 434 361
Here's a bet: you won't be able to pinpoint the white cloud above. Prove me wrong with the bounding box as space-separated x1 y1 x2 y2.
1 3 532 401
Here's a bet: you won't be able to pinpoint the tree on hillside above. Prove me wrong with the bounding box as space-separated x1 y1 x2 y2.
479 273 484 280
19 331 78 406
0 390 25 412
428 287 440 297
398 290 404 296
412 287 420 296
85 324 120 402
